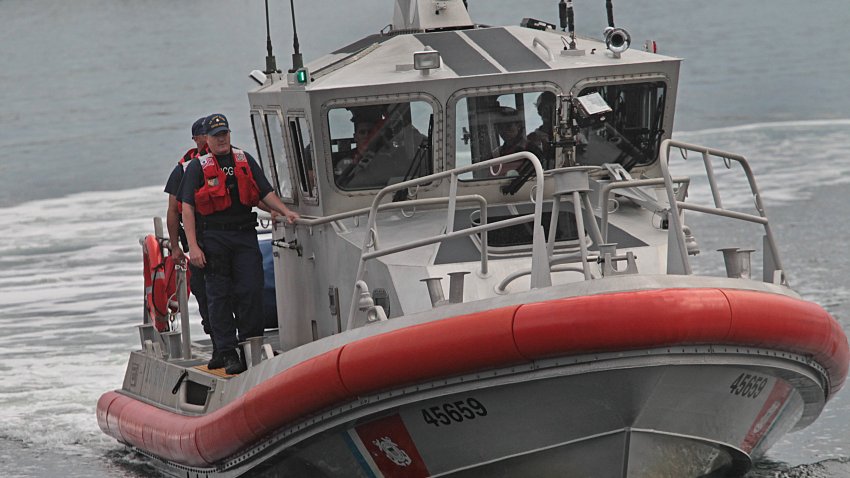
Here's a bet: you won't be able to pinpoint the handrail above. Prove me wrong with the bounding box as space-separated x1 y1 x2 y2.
272 195 487 229
496 252 599 293
599 176 690 243
658 139 784 282
346 152 547 330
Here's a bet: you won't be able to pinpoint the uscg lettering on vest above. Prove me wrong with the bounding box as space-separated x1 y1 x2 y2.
193 149 261 216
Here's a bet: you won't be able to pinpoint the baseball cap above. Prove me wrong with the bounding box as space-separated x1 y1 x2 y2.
205 114 230 136
191 117 207 137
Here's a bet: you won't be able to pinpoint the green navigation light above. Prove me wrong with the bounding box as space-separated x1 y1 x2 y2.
296 68 309 84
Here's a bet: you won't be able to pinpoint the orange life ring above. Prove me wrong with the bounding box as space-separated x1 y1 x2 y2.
143 235 193 332
143 234 169 332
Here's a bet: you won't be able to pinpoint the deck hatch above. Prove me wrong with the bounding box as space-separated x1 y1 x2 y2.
415 32 500 76
464 28 551 72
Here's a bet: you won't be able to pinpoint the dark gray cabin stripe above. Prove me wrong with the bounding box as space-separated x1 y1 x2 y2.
414 31 500 76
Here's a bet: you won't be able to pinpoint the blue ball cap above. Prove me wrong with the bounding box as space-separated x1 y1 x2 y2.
205 113 230 136
191 117 206 137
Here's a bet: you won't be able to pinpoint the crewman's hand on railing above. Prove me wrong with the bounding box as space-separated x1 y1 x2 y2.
282 209 300 224
171 246 186 264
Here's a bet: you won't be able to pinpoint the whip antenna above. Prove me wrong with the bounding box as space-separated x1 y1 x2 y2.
263 0 279 74
606 0 615 27
559 0 576 49
288 0 304 73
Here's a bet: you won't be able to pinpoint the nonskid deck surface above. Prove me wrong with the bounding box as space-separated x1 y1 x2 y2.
187 331 281 378
194 364 238 378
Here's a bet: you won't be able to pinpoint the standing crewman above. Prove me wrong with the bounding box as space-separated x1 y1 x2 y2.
179 113 299 375
165 117 223 366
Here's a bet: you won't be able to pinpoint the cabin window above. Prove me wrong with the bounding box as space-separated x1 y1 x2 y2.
265 112 294 200
455 91 557 180
328 101 433 191
574 81 666 169
288 117 318 199
251 112 271 174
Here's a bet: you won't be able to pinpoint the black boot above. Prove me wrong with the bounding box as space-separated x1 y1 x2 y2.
224 350 246 375
207 350 226 369
206 336 223 369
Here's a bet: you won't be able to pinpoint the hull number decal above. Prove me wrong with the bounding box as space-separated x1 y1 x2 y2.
729 372 768 399
421 398 488 427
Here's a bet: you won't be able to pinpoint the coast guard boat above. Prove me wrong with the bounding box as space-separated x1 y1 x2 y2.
97 1 849 476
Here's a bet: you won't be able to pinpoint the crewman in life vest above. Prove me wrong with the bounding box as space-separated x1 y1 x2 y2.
178 113 299 375
164 117 218 360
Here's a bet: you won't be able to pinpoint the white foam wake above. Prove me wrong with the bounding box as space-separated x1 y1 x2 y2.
672 119 850 209
0 185 202 458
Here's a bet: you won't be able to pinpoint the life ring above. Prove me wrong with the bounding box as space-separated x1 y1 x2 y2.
143 235 169 332
143 235 193 332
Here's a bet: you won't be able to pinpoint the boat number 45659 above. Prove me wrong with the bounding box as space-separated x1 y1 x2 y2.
729 372 769 399
421 398 488 427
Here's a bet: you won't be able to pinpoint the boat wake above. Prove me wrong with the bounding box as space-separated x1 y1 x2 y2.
748 457 850 477
674 119 850 208
0 185 198 473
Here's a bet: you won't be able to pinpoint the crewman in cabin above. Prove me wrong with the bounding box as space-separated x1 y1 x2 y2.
334 105 427 189
492 106 544 177
527 91 557 167
164 118 216 356
178 113 299 374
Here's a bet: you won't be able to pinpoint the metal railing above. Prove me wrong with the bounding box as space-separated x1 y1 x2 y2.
345 152 548 330
598 176 690 243
658 139 785 283
139 217 192 360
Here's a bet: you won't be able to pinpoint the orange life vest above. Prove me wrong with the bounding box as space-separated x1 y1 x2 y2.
193 149 260 216
176 148 201 214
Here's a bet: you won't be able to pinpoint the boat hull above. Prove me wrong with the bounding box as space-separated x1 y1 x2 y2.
99 287 847 477
125 350 817 477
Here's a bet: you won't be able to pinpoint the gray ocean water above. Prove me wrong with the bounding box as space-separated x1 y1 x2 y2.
1 0 849 476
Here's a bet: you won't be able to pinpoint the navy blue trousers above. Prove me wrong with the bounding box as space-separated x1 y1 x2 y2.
201 229 265 354
188 264 210 333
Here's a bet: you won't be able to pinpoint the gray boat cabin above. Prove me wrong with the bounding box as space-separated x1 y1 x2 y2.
247 0 681 351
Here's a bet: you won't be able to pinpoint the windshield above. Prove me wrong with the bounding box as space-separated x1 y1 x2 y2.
455 90 557 181
575 81 666 170
328 101 433 191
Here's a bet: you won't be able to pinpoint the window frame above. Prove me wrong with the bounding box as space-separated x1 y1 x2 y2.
258 109 296 203
321 93 443 196
569 73 671 170
446 82 562 184
250 110 275 182
285 113 319 204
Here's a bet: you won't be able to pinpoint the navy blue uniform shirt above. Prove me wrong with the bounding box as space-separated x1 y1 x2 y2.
164 163 185 196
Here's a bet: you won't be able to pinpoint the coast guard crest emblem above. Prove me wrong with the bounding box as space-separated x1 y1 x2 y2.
372 436 412 467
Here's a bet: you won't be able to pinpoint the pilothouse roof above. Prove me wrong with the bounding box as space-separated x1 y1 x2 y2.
302 25 678 91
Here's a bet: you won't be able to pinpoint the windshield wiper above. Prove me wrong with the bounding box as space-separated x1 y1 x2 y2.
393 114 433 202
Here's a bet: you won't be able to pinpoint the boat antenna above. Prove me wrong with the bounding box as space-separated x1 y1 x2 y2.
288 0 304 73
559 0 576 49
606 0 616 27
263 0 279 74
